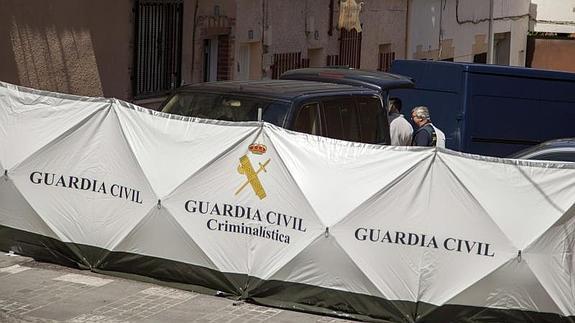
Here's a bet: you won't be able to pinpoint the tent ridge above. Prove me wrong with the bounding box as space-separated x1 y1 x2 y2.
7 104 111 172
161 126 260 201
332 150 433 229
435 152 517 249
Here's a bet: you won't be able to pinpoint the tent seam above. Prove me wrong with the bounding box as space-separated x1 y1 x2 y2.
412 152 523 318
516 167 575 250
161 126 260 201
7 104 110 172
330 149 434 229
243 126 326 292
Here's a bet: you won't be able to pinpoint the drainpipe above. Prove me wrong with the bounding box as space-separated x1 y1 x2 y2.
404 0 410 59
191 0 199 82
328 0 334 36
487 0 494 64
261 0 266 79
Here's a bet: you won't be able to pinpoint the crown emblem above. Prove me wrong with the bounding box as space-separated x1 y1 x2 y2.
249 143 267 155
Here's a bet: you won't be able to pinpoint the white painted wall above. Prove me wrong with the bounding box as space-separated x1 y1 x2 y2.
530 0 575 33
408 0 530 66
407 0 441 58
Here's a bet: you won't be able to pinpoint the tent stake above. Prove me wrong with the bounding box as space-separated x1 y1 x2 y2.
517 250 522 262
157 199 162 209
324 227 329 238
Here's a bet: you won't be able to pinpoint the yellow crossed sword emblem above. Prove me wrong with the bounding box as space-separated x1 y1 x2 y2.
235 155 271 200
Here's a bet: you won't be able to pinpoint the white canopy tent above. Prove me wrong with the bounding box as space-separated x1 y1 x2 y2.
1 81 574 322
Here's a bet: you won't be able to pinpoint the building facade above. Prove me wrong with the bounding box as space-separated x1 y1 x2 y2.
527 0 575 72
0 0 133 99
232 0 408 80
0 0 408 107
1 0 573 108
407 0 530 66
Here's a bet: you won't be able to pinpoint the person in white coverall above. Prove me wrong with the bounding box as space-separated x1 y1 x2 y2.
387 97 413 146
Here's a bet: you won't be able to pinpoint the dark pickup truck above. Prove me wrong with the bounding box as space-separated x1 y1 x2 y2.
159 69 414 145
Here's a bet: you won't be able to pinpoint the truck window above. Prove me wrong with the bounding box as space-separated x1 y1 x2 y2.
356 96 386 144
322 98 360 142
161 92 290 126
162 93 219 117
294 103 321 136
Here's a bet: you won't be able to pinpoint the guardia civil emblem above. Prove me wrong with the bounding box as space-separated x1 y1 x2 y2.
235 143 271 200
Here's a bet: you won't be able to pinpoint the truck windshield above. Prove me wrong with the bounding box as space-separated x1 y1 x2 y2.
161 92 290 127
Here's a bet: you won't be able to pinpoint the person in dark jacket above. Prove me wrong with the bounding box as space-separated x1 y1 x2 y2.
410 106 445 147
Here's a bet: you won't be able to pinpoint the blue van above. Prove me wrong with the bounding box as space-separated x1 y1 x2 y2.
390 60 575 157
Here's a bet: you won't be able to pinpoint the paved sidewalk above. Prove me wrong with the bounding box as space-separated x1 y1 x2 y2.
0 252 354 323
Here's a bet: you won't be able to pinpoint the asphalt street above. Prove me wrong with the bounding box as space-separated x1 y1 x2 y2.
0 252 354 323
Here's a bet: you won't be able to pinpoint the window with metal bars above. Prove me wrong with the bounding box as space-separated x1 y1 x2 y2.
271 52 309 79
339 28 361 68
134 0 183 98
378 52 395 72
326 55 340 66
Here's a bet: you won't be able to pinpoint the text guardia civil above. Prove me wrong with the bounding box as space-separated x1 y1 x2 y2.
28 172 495 256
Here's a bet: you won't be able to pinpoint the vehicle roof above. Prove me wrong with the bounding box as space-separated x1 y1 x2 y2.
176 80 380 101
393 60 575 82
280 68 414 92
510 138 575 158
531 138 575 149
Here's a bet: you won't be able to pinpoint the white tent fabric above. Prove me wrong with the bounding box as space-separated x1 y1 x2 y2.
1 81 574 322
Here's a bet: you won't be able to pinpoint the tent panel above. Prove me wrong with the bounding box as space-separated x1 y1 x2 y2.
333 153 516 306
418 302 571 323
0 175 59 240
96 250 247 297
524 253 575 316
256 233 385 299
414 155 519 305
250 276 574 323
103 206 244 294
265 125 433 227
0 224 86 268
245 130 327 280
249 280 417 322
113 101 260 198
1 222 572 323
165 131 325 276
248 233 416 321
439 258 563 316
111 206 218 272
10 108 156 253
0 82 108 170
523 206 575 316
439 151 575 249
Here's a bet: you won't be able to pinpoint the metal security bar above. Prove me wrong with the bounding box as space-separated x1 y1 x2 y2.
134 0 183 98
326 55 340 66
378 52 395 72
217 35 230 81
339 28 361 68
272 52 306 79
